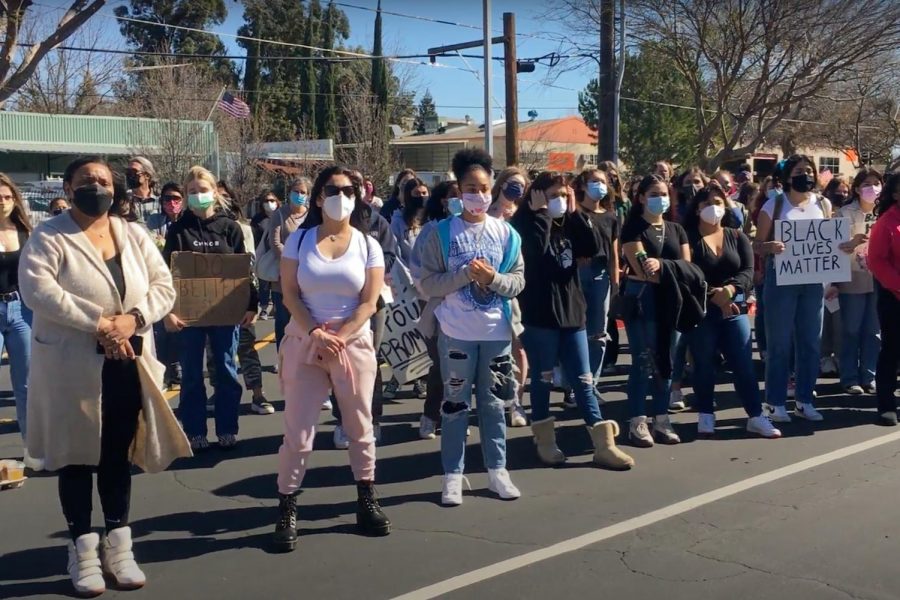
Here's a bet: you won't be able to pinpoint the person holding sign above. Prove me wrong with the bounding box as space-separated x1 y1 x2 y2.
830 168 882 395
513 171 635 470
163 166 258 451
274 165 390 550
20 157 188 596
753 155 830 423
682 185 781 438
867 172 900 426
417 149 526 505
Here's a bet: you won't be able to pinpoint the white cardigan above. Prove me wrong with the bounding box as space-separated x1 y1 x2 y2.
19 213 191 472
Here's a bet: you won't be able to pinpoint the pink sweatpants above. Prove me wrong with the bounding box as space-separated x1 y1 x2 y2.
276 321 378 495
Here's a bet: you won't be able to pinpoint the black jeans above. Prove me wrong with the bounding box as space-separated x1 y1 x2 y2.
423 333 442 421
58 359 142 539
153 320 181 383
876 286 899 413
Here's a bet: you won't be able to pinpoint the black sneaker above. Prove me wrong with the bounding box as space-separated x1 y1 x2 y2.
877 411 898 427
356 482 391 536
413 378 427 399
273 494 298 552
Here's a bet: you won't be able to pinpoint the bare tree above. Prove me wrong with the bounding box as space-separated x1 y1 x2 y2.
337 77 399 190
626 0 900 170
0 0 106 107
217 107 278 209
13 23 122 114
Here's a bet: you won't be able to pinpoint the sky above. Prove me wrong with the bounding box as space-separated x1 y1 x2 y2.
34 0 597 124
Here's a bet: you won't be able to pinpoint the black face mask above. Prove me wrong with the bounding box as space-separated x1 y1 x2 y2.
790 174 815 194
681 185 698 201
72 184 113 217
125 173 141 189
831 193 848 206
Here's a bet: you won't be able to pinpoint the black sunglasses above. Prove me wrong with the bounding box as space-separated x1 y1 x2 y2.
161 194 183 203
324 184 355 197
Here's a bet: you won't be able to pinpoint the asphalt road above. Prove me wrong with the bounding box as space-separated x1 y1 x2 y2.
2 319 899 600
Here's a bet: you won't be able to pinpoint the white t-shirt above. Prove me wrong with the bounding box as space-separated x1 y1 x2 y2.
761 193 826 221
283 226 384 325
434 216 512 342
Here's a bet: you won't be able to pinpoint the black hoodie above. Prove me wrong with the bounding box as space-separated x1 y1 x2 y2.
163 210 258 312
510 208 600 329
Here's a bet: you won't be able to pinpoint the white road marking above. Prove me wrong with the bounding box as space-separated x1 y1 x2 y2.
392 430 900 600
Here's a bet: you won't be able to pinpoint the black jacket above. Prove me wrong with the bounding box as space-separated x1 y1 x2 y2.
655 259 707 378
368 209 399 272
510 208 600 329
163 210 258 312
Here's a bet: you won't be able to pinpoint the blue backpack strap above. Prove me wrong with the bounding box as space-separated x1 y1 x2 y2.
498 222 521 274
437 216 453 264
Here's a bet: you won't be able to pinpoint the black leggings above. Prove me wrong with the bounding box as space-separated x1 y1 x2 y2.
876 286 900 413
58 359 143 539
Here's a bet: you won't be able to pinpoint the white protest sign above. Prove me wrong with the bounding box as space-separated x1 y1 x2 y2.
775 218 851 286
380 282 433 385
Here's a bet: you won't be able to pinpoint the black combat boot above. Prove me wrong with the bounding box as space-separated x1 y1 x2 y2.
356 481 391 536
273 493 298 551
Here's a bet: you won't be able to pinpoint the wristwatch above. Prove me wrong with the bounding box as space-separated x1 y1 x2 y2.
128 308 147 329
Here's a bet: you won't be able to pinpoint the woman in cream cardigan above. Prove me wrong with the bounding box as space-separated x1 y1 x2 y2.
19 157 190 597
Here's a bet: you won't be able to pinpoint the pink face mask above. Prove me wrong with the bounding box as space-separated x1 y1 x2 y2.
860 184 882 203
462 192 491 215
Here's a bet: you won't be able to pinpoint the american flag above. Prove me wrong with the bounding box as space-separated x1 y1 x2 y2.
218 92 251 119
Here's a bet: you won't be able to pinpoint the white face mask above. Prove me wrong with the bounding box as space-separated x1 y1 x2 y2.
323 193 355 222
264 201 277 214
547 196 567 218
700 204 726 225
462 192 491 216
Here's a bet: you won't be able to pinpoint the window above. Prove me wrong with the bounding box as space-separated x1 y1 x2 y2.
819 156 840 174
583 154 598 166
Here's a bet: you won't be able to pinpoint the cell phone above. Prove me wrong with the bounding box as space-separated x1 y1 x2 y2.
733 293 751 315
96 335 144 357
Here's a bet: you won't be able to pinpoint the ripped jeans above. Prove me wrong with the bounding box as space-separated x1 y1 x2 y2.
438 333 514 475
521 326 603 426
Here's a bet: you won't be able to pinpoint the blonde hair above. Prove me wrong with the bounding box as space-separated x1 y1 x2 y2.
184 165 225 209
491 167 531 203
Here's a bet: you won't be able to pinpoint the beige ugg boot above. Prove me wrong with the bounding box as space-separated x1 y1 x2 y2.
588 420 635 470
531 417 566 465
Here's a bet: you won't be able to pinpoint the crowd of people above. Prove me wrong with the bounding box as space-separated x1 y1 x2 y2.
1 148 899 596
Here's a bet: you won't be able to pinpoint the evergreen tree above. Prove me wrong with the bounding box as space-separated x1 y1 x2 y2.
316 1 339 140
299 0 321 135
371 0 389 109
414 90 438 133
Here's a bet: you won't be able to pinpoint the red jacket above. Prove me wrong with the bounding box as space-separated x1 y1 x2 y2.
868 204 900 299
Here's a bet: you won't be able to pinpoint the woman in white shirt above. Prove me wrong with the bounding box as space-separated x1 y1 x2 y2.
754 154 829 423
273 165 389 551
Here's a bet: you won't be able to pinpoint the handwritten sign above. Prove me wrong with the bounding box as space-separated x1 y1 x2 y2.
380 283 432 385
171 252 251 326
775 218 851 286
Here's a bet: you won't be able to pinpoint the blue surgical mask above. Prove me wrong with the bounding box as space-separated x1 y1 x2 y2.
447 197 463 217
289 190 307 206
646 195 670 216
766 188 780 202
587 181 608 200
503 181 525 200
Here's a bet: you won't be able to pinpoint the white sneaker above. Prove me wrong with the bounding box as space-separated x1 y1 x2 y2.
628 416 654 448
333 424 350 449
509 405 527 427
441 473 470 506
101 526 146 590
697 413 716 436
487 468 521 500
653 414 681 444
747 415 782 438
23 448 45 472
768 404 792 423
419 415 437 439
794 402 824 422
669 389 686 411
67 532 105 597
322 398 333 410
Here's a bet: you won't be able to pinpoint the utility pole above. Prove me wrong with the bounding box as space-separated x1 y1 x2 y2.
599 0 615 162
503 12 518 165
483 0 493 157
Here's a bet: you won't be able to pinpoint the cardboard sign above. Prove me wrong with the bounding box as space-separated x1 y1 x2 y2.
171 252 252 326
775 218 851 286
380 283 432 385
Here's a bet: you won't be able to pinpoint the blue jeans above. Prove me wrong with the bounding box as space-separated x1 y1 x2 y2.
271 291 290 350
755 282 767 354
521 326 603 426
179 325 241 438
623 280 673 418
763 261 823 406
671 330 687 383
438 333 513 474
838 292 879 387
578 262 611 382
1 298 31 442
689 305 762 417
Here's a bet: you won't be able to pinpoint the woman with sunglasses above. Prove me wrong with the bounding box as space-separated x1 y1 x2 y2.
274 165 389 550
682 185 781 438
489 167 531 428
511 171 634 470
